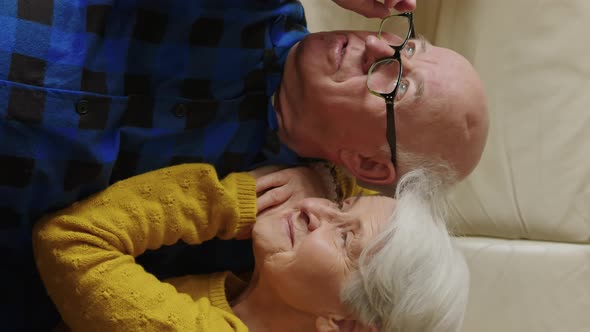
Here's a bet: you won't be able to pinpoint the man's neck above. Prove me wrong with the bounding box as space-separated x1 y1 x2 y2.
231 273 317 332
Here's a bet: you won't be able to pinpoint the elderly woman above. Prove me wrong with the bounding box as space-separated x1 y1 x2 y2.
33 163 469 332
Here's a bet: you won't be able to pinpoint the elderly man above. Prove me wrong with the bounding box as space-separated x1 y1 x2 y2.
0 0 488 329
276 28 488 186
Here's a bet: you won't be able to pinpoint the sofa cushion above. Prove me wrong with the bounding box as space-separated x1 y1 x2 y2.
424 1 590 243
456 237 590 332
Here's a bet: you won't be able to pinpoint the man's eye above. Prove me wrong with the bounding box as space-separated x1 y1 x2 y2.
396 80 409 101
404 41 416 58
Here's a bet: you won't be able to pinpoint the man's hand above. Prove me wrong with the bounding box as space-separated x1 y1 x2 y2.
255 167 329 214
332 0 415 18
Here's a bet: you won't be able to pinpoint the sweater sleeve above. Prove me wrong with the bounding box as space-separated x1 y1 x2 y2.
32 164 255 332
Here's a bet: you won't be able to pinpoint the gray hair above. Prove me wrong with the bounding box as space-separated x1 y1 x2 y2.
340 168 470 332
359 148 457 197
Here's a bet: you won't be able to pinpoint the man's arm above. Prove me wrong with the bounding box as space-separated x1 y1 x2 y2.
33 164 256 332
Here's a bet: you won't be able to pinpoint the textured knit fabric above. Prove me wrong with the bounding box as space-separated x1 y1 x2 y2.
33 164 256 332
33 163 370 331
0 1 308 328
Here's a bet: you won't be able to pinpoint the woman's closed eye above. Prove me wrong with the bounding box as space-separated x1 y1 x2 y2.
344 230 353 248
339 229 348 247
338 224 354 248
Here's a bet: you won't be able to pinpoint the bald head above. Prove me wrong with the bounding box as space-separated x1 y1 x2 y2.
395 43 489 180
276 30 488 186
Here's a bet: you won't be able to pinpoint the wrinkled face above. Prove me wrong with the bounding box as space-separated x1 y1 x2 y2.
277 30 487 179
277 31 392 158
252 196 396 316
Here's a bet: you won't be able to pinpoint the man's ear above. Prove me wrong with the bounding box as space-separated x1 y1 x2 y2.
338 149 396 185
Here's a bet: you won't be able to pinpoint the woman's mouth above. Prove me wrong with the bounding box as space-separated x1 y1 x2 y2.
334 36 348 71
287 215 295 247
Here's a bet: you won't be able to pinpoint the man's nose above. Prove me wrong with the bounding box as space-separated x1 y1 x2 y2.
363 35 396 72
401 52 416 71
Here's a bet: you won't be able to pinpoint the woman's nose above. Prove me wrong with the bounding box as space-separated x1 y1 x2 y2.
300 197 336 209
298 198 339 231
299 198 338 214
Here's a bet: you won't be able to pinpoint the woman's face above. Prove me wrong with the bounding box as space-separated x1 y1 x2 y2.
252 195 397 316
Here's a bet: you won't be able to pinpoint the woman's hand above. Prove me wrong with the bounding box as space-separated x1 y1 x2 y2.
248 165 286 179
254 166 329 214
331 0 416 18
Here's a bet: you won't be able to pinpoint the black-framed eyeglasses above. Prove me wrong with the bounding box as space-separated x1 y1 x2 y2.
366 12 415 169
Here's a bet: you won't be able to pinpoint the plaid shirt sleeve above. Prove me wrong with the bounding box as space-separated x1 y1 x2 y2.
0 0 308 329
0 0 308 227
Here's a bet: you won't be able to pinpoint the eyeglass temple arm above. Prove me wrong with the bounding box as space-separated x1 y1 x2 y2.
385 101 397 168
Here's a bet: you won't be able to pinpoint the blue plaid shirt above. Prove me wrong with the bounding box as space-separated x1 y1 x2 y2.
0 0 308 329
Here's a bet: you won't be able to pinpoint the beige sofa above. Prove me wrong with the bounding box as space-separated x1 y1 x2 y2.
301 1 590 331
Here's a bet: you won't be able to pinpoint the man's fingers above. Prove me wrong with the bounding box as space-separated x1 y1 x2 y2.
357 0 391 18
368 1 392 18
257 187 290 213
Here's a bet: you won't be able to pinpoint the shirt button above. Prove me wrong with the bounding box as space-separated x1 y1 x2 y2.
76 99 90 115
173 104 187 118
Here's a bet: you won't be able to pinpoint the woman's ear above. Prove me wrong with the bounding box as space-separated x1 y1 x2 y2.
315 316 338 332
315 316 375 332
338 148 396 185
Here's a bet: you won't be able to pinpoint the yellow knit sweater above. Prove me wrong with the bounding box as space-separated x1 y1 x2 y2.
33 163 373 332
